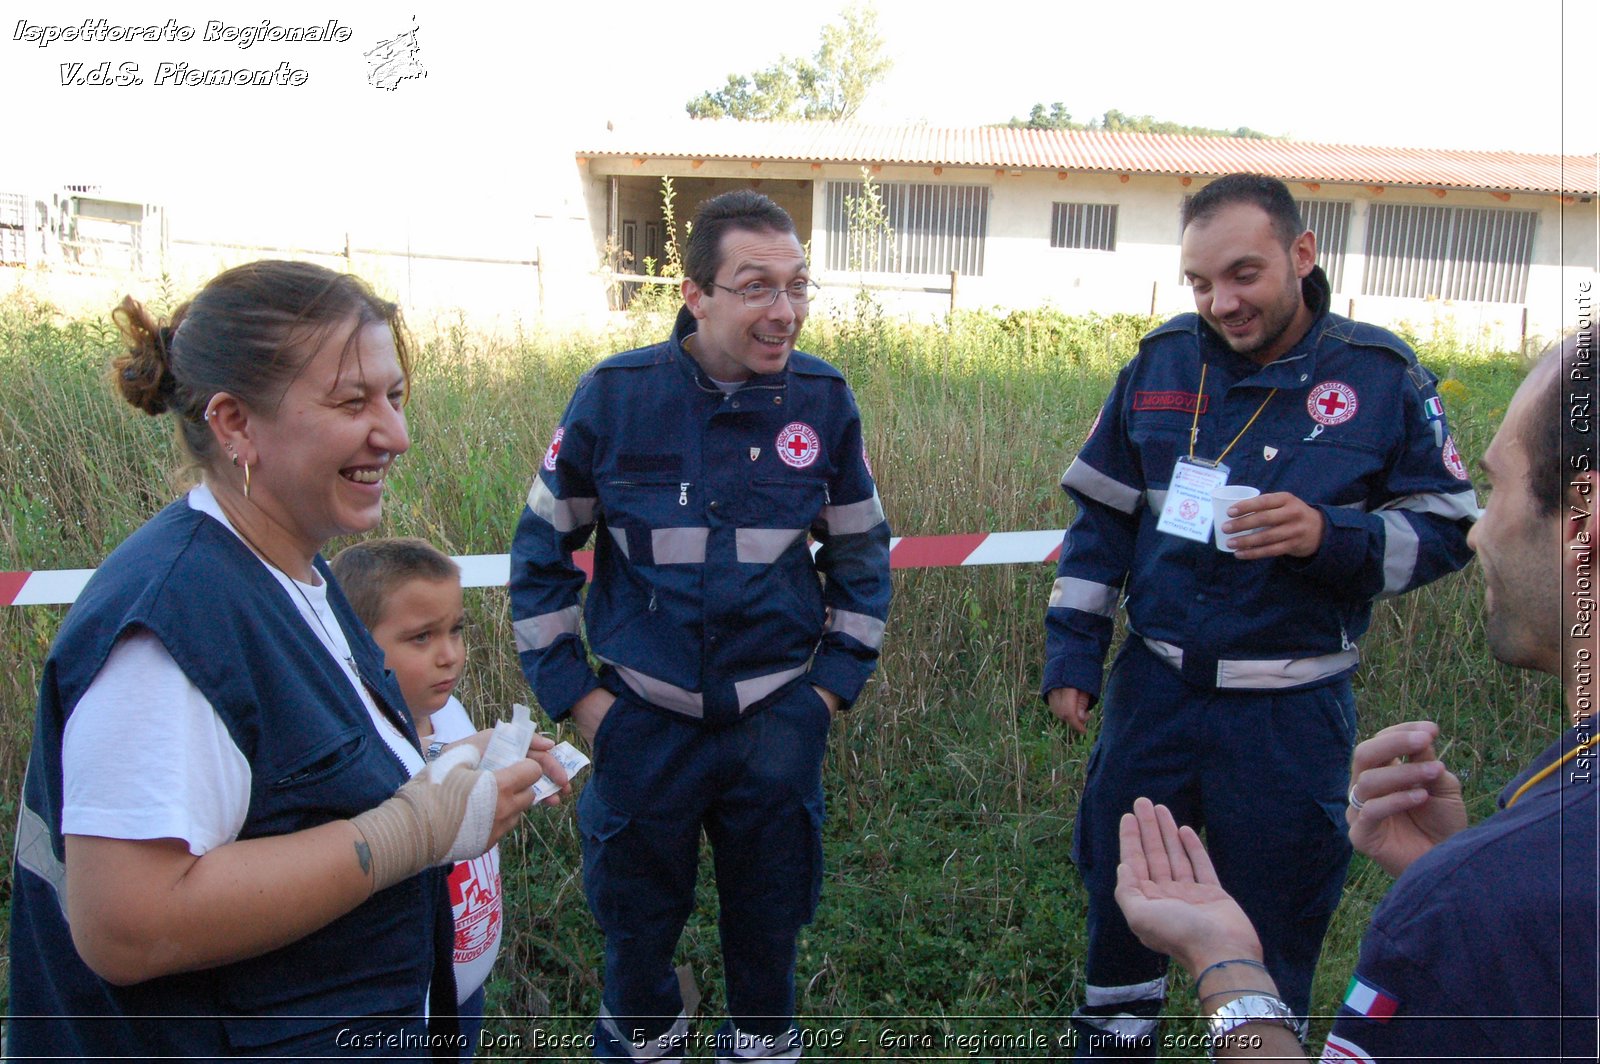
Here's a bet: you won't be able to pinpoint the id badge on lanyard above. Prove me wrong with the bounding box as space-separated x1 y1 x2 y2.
1155 456 1230 543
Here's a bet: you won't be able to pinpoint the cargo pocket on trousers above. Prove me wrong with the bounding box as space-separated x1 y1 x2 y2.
577 786 635 933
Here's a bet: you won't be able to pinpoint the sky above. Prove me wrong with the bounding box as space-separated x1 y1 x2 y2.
1 0 1595 237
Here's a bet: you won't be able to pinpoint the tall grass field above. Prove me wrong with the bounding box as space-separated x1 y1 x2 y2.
0 285 1556 1059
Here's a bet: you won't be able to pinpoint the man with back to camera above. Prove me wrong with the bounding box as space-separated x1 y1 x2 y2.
509 189 891 1064
1041 172 1479 1056
1113 330 1598 1061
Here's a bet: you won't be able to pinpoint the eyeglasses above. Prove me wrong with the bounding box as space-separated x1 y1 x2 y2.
706 280 819 308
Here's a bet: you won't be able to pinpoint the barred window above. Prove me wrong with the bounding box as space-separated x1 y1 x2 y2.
1050 202 1117 251
824 180 988 276
1361 203 1536 303
1297 200 1350 291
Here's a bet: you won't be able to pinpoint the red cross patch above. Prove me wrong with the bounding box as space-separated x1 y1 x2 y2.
1442 435 1469 481
777 421 821 469
542 426 564 472
1306 381 1358 426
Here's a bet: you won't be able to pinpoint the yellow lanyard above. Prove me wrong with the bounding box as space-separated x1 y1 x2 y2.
1505 734 1600 808
1189 363 1277 466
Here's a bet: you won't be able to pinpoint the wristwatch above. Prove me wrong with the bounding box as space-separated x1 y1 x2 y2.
1206 994 1298 1042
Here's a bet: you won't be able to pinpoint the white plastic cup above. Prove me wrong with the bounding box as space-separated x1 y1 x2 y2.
1212 485 1262 553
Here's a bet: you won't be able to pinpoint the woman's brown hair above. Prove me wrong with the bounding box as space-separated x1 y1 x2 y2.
112 260 411 471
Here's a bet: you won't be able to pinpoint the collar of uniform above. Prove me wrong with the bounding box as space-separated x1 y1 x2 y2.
1301 264 1333 320
1498 723 1597 809
668 303 792 395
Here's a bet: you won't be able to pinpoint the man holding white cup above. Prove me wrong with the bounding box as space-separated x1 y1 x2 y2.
1041 174 1480 1057
1212 485 1260 552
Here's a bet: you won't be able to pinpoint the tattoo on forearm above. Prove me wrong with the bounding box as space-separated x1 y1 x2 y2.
355 840 372 876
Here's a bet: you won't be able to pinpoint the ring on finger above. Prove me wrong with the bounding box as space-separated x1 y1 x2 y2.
1347 782 1366 812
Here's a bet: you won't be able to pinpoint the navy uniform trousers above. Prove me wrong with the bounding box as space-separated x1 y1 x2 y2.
1072 637 1356 1047
579 679 831 1061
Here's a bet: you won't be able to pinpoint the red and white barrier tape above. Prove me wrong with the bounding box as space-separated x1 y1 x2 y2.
1 530 1068 607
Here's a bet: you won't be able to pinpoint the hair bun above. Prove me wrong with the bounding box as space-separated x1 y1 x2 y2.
111 296 178 417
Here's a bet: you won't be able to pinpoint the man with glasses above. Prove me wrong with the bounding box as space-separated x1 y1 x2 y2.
511 189 891 1063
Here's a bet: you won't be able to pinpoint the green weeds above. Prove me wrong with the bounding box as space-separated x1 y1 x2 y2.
0 289 1552 1058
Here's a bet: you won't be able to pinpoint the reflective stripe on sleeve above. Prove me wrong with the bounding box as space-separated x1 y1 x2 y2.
15 801 67 917
817 491 886 535
1383 488 1482 524
1339 490 1478 523
609 526 630 559
735 527 805 564
1377 510 1421 596
528 478 597 534
513 605 581 652
1048 576 1119 618
825 608 886 649
1062 457 1142 515
653 527 709 565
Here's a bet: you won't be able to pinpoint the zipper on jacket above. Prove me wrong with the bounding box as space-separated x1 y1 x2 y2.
679 482 690 506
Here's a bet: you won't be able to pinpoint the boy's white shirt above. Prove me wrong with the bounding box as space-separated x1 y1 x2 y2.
428 695 505 1004
62 485 424 855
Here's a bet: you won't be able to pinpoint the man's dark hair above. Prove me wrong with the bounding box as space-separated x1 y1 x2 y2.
1528 325 1596 515
1182 173 1305 250
683 189 798 289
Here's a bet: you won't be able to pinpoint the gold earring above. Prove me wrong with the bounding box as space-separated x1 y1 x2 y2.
243 461 252 500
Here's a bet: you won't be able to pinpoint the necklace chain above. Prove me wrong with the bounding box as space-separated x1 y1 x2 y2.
226 518 358 674
281 568 360 675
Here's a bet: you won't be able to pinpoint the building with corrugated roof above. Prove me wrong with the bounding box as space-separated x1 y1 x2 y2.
577 120 1598 349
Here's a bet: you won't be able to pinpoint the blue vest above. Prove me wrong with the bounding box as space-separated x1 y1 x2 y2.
6 500 458 1058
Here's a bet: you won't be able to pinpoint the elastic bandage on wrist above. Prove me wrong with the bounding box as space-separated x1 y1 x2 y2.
351 757 492 892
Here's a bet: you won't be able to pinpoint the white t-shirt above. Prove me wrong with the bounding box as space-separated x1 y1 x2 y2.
430 697 504 1004
61 485 424 855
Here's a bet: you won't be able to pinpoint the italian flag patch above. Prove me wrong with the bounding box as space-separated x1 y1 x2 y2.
1424 396 1445 418
1342 975 1398 1021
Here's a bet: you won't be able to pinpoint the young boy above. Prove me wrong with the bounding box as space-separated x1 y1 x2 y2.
331 538 502 1057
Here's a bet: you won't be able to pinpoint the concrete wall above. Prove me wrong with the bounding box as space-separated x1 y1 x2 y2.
585 161 1591 349
795 167 1596 349
13 153 1593 348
